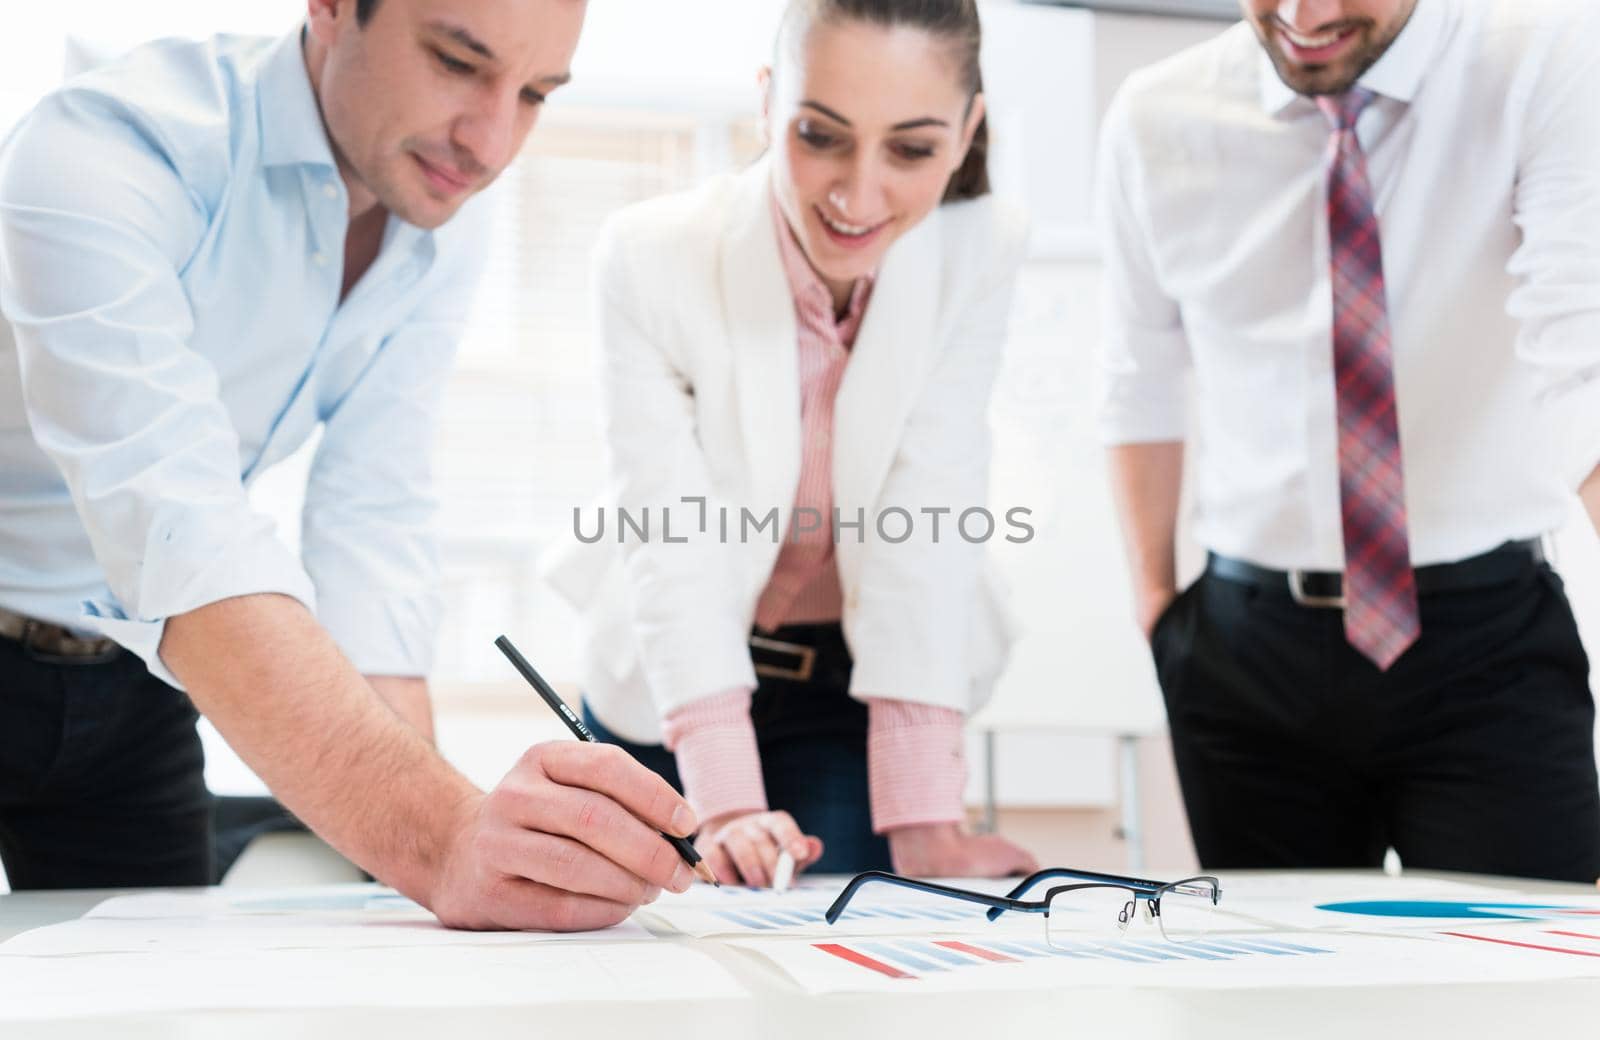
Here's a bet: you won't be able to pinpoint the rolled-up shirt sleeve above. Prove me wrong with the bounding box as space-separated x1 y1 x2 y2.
865 698 967 834
0 101 315 686
1505 6 1600 489
1094 92 1192 446
660 687 769 823
299 235 485 677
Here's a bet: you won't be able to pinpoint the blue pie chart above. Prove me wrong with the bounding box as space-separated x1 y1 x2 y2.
1316 901 1595 920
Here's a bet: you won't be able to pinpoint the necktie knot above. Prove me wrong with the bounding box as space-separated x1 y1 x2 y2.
1316 87 1376 133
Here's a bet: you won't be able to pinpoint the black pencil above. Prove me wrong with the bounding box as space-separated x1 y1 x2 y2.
494 634 719 887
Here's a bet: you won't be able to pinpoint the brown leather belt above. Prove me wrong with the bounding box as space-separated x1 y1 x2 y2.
0 606 121 660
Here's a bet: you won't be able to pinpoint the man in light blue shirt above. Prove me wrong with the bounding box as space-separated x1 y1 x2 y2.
0 0 701 928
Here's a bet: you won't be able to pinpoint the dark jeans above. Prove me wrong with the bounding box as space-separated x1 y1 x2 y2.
1152 561 1600 882
0 636 214 889
583 622 892 874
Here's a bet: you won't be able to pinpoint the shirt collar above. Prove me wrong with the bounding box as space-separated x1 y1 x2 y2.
258 27 338 170
1258 0 1446 116
768 184 874 343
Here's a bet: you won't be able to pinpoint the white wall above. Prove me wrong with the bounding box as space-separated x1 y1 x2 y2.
970 6 1225 806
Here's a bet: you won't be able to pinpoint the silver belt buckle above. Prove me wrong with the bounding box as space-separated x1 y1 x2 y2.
749 636 816 681
1288 571 1346 609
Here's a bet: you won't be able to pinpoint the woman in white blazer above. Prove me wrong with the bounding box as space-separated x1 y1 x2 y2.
545 0 1038 887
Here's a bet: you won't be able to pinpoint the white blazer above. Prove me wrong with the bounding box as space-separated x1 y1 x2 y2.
544 158 1028 743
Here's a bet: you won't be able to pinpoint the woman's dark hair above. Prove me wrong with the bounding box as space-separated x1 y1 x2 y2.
356 0 380 24
779 0 990 202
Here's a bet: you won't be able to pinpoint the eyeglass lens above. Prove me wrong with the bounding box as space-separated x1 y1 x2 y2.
1154 877 1221 943
1044 885 1143 950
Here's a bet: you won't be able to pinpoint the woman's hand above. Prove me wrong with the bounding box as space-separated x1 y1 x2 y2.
887 822 1039 878
695 809 824 887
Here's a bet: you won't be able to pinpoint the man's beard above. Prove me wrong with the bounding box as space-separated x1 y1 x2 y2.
1255 16 1398 97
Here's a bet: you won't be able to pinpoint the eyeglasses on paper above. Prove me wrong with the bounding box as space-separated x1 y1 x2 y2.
825 867 1224 949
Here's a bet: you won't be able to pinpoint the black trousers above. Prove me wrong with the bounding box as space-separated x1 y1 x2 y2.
1152 559 1600 882
0 636 214 889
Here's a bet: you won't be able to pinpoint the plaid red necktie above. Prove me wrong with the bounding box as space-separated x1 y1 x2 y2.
1319 89 1419 671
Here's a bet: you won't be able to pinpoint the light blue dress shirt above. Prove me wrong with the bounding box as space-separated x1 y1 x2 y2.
0 30 489 685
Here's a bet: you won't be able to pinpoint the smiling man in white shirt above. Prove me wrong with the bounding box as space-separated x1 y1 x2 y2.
0 0 701 928
1098 0 1600 879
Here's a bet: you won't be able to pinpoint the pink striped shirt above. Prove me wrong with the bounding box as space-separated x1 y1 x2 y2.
660 190 967 834
752 205 865 630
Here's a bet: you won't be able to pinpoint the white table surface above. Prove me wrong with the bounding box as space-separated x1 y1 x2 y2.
2 871 1595 1039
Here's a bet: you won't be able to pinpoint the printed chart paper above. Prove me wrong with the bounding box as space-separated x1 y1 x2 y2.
651 875 1025 908
645 875 1090 938
1224 891 1600 934
1207 872 1559 932
644 893 1041 939
646 874 1273 940
730 927 1600 994
1433 920 1600 961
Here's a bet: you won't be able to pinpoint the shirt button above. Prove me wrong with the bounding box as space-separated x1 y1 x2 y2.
312 251 329 267
322 182 339 200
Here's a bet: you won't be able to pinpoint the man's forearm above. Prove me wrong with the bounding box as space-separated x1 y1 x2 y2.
367 675 436 745
1581 461 1600 537
160 594 476 906
1107 441 1185 633
1108 441 1184 591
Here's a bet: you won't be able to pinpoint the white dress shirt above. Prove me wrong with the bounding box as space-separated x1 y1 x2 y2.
0 31 488 683
1095 0 1600 570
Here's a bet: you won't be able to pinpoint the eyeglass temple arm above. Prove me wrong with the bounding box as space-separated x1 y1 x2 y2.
825 871 1024 925
985 867 1168 922
1165 876 1223 901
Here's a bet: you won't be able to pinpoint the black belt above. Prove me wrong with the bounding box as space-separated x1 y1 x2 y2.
1206 539 1546 609
748 622 846 682
750 634 816 681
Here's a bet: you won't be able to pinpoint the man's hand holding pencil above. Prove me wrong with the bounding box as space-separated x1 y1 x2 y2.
429 741 701 931
425 636 720 932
